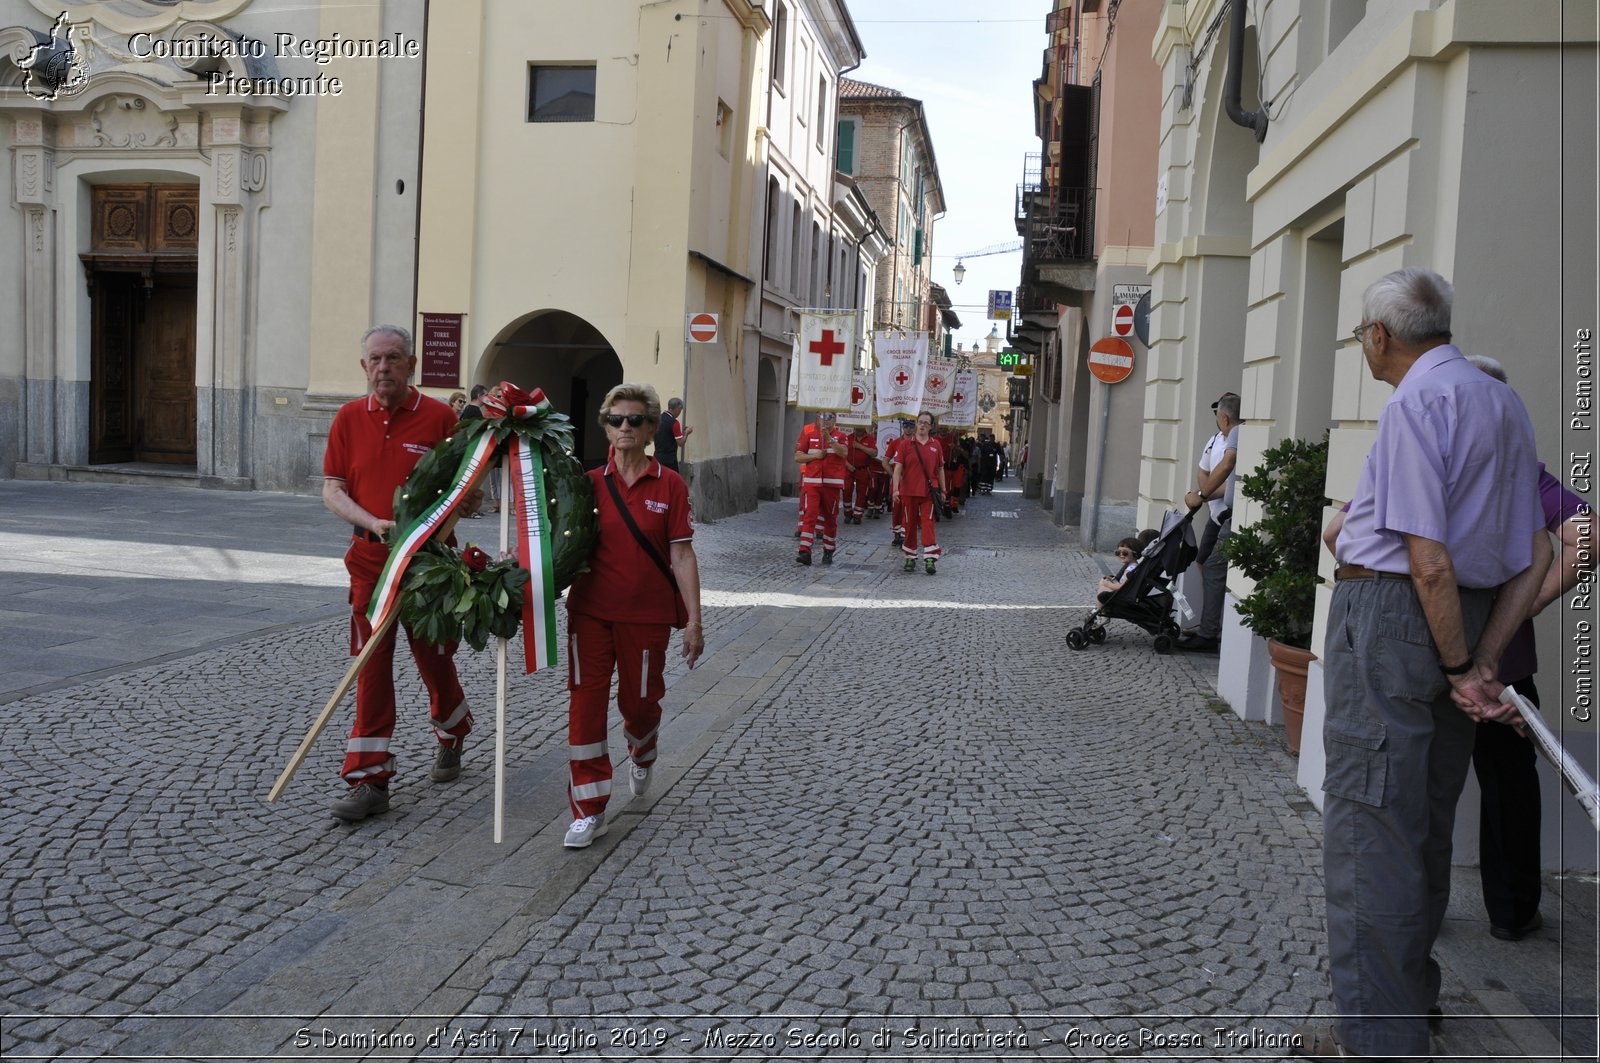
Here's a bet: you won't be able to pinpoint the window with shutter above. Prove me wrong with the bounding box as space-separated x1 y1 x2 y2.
837 120 854 174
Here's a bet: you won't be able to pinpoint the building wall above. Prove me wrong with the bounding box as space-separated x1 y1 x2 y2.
0 0 425 491
413 0 768 518
1150 0 1599 867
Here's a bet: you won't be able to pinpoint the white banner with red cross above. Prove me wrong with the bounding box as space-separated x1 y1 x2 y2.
946 368 979 429
873 331 928 418
838 370 874 427
794 311 856 411
920 355 958 417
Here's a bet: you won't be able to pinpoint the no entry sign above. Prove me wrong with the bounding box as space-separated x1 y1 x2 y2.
686 312 719 343
1088 337 1135 384
1112 303 1135 337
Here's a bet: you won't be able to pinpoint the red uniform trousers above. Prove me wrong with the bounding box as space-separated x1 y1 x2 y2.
868 469 889 513
342 538 471 786
566 611 669 819
901 497 941 558
798 483 842 555
844 466 873 520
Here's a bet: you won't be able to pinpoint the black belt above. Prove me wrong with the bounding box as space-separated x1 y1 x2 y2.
353 529 383 543
1335 564 1411 583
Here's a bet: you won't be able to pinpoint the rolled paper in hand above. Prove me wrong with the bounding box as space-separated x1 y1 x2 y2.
1500 686 1600 829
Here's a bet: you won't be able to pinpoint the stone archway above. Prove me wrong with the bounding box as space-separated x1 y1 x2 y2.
754 356 784 500
480 310 622 469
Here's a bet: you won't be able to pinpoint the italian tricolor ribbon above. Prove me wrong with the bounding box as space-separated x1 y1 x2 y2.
365 382 561 673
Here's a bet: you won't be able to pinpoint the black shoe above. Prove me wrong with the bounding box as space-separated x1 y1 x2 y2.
892 533 904 547
1490 912 1543 941
1175 634 1220 653
431 744 462 782
330 782 390 822
797 550 812 565
821 550 834 565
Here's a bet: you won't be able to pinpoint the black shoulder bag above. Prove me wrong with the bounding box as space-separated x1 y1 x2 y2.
602 473 690 629
909 439 946 522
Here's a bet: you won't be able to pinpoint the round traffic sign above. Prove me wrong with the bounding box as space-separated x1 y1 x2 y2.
1112 303 1134 337
1088 337 1135 384
1133 290 1152 347
687 312 718 343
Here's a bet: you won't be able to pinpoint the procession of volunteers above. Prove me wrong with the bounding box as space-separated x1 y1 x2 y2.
315 324 1000 850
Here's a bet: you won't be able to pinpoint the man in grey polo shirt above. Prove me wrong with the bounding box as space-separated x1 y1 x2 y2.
1294 268 1549 1061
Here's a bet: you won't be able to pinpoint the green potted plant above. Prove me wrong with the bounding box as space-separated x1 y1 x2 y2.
1218 433 1329 753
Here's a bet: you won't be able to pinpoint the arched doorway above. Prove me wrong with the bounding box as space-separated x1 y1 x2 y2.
754 356 784 500
479 310 622 469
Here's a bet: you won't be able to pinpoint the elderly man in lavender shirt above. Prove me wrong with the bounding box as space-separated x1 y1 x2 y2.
1292 268 1550 1063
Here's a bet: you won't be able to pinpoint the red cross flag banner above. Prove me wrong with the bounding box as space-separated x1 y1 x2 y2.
838 370 874 427
873 330 927 418
946 368 979 429
875 417 902 458
920 354 957 416
794 310 855 410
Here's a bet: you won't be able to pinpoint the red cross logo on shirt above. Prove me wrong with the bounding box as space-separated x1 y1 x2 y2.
809 329 845 366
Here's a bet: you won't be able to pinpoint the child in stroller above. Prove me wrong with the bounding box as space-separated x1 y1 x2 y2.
1067 507 1199 653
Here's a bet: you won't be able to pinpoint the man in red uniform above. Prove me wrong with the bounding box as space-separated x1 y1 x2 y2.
321 325 474 822
892 411 948 575
793 411 848 565
842 423 877 525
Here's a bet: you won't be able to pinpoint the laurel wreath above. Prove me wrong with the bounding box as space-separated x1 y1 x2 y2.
391 407 599 650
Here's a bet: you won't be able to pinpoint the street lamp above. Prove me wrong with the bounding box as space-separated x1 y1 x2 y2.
952 260 966 285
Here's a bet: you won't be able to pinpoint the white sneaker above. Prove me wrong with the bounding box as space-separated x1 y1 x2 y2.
563 814 607 848
629 762 652 797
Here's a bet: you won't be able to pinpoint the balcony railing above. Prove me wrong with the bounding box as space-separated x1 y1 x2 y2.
1017 182 1095 264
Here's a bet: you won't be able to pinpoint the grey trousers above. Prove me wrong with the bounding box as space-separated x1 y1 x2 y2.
1194 514 1231 639
1322 578 1495 1058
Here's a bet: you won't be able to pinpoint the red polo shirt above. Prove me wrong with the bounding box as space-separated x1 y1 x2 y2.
796 423 849 486
567 454 694 626
324 388 457 520
893 436 944 498
845 430 878 470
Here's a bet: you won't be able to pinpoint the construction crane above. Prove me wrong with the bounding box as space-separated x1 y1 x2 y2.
949 240 1023 284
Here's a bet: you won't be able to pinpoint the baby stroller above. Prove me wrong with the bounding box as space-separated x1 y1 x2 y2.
1065 505 1200 654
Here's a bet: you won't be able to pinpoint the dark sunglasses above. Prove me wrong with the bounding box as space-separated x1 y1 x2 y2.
605 414 648 428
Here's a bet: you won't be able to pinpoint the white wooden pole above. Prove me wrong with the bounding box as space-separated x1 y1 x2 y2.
1501 687 1600 829
494 460 511 843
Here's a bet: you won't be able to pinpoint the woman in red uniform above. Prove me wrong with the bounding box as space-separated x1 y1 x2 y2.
561 384 704 848
890 412 948 574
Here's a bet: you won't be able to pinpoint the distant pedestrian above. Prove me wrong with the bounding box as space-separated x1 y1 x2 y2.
1176 392 1242 653
891 412 947 575
561 383 703 849
462 384 487 420
1296 267 1547 1062
843 423 877 525
794 411 848 565
448 391 467 419
320 325 476 823
654 397 692 472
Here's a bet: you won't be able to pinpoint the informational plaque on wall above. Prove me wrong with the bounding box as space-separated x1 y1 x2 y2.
419 313 463 387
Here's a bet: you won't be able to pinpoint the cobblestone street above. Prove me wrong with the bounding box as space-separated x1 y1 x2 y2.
1 479 1592 1061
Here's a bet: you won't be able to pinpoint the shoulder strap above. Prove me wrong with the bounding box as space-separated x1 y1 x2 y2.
602 472 680 594
910 438 938 493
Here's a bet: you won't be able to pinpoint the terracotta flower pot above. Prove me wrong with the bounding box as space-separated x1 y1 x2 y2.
1267 639 1317 755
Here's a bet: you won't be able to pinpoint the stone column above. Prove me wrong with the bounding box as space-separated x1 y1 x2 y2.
12 114 59 465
